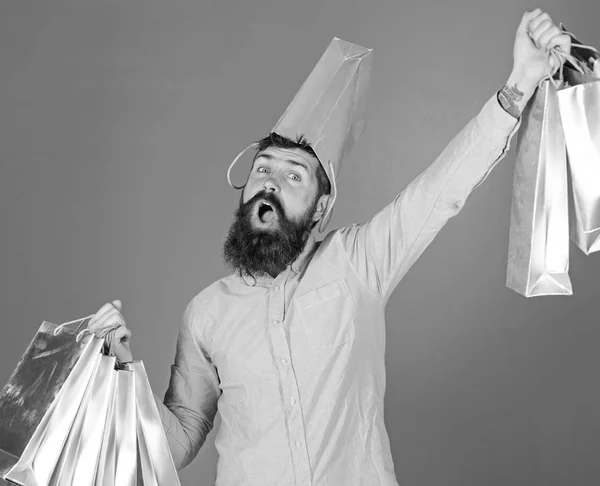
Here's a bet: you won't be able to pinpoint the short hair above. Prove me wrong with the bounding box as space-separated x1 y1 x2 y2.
254 132 331 198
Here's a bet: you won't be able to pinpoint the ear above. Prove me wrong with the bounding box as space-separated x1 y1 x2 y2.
312 194 332 223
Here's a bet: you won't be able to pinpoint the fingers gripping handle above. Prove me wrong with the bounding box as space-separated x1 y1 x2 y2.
102 326 133 363
543 30 600 88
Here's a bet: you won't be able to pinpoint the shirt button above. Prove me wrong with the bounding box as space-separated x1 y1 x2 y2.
294 439 303 449
280 357 289 366
273 285 280 292
272 319 280 326
289 397 296 406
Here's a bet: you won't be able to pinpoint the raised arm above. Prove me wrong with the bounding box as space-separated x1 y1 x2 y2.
336 9 571 303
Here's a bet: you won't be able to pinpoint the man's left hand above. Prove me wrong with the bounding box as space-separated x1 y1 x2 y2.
511 9 571 93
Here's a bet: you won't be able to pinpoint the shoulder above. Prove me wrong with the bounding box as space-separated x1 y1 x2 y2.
315 224 361 252
177 275 241 344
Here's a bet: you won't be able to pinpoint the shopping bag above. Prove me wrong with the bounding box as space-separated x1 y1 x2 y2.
123 362 180 486
506 79 573 297
135 430 154 486
92 364 139 486
0 320 104 486
109 368 137 486
49 355 117 486
94 375 117 486
556 33 600 254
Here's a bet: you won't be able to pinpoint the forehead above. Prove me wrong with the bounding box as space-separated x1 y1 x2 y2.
254 147 320 172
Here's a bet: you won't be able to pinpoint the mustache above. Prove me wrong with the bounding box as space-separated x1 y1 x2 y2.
243 190 285 217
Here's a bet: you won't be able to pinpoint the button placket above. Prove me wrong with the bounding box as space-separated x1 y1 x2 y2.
266 274 312 484
269 277 285 327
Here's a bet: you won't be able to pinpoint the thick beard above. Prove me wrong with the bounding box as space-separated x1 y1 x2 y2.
222 191 317 279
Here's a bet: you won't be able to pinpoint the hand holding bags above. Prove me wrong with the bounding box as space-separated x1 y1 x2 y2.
0 316 181 485
506 28 600 297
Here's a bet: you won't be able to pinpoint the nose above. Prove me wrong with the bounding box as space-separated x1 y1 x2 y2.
263 176 280 193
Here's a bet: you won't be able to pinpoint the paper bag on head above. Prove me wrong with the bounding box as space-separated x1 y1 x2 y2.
227 37 373 232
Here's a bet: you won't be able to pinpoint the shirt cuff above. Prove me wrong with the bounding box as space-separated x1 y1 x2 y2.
475 92 520 148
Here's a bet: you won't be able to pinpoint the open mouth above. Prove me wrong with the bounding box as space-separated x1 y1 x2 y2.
257 201 277 224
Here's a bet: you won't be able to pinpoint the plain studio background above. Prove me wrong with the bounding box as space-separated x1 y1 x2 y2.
1 0 600 484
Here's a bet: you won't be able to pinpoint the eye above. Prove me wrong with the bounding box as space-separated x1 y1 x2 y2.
289 173 301 182
256 166 269 173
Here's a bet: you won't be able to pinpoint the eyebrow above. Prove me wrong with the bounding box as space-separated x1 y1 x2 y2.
255 152 311 172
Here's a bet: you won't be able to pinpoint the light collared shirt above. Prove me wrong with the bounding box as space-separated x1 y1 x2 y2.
155 93 520 486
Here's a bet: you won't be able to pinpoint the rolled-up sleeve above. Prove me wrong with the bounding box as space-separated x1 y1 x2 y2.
337 93 520 302
153 301 221 470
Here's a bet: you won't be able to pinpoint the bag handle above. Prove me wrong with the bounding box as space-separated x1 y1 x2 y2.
543 30 600 89
53 313 112 343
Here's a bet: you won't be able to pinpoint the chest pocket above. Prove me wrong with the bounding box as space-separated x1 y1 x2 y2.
293 279 356 350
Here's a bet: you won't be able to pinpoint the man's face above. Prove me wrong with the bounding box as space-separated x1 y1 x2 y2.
242 147 323 230
222 147 328 278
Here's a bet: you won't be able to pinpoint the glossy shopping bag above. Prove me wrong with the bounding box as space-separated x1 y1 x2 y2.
123 362 180 486
96 367 137 486
0 320 104 485
557 38 600 254
49 355 117 486
507 79 573 297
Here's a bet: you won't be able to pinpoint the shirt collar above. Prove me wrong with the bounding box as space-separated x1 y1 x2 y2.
239 232 317 287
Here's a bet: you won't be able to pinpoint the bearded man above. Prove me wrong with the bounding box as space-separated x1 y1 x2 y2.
89 9 571 485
